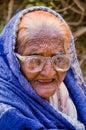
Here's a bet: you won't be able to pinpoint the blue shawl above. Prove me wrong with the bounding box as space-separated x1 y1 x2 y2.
0 6 86 130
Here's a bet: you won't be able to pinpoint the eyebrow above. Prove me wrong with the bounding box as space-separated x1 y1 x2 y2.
25 52 66 57
56 52 65 55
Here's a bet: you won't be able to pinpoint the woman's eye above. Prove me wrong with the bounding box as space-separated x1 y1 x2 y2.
26 58 42 66
55 57 63 64
34 59 42 66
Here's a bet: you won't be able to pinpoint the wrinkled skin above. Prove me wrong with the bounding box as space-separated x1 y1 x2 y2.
18 27 66 100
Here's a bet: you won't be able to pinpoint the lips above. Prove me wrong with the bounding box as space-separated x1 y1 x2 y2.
37 79 54 84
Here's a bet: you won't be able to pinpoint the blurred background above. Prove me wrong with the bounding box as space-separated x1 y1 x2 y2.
0 0 86 82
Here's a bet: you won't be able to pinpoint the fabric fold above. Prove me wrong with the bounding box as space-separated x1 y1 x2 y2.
0 6 86 129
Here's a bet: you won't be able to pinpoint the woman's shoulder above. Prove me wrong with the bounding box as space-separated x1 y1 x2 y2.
0 103 44 130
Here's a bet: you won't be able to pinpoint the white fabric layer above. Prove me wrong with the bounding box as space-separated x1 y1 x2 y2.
49 82 77 119
49 83 85 129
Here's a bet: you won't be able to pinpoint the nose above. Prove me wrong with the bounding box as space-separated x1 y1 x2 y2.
40 61 56 77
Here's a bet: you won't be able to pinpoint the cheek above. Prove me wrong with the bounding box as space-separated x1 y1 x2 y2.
57 72 66 83
19 62 39 81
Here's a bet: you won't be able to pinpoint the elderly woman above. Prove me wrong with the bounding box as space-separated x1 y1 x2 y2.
0 6 86 130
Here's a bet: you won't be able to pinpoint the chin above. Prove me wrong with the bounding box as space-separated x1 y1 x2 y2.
36 88 57 100
31 80 59 100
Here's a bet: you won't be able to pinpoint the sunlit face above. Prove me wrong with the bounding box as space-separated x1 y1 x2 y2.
17 27 66 100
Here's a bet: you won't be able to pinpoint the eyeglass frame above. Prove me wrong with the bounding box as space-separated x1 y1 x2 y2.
15 53 72 72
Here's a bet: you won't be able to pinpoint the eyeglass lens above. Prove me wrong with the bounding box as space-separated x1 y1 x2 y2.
25 55 70 72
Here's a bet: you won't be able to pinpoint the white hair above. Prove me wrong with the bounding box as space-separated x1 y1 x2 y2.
16 10 71 53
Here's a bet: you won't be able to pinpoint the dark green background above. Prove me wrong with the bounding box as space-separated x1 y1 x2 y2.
0 0 86 82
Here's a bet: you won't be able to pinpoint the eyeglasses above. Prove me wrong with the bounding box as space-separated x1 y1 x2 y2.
15 53 72 73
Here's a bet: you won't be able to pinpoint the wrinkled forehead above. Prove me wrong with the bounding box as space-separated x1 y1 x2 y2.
16 10 72 53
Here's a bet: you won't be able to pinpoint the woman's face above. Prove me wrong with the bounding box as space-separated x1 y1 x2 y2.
18 28 66 100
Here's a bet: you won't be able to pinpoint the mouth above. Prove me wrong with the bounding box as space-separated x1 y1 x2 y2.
37 79 55 84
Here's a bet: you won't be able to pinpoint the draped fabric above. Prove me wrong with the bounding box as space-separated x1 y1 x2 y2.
0 6 86 130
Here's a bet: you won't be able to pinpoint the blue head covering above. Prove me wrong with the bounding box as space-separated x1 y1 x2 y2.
0 6 86 130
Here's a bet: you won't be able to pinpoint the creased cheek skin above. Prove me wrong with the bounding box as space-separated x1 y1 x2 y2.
57 72 66 83
20 63 40 80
